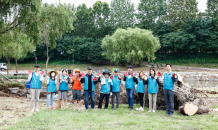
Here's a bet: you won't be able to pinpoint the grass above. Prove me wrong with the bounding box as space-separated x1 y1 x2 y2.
2 63 151 72
7 104 218 130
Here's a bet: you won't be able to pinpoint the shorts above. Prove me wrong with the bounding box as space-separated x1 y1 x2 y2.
72 90 81 100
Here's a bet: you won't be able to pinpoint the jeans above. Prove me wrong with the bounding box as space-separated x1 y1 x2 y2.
31 89 40 109
112 92 120 108
126 88 134 107
47 93 55 107
148 93 157 111
98 93 110 109
163 89 174 115
84 90 95 110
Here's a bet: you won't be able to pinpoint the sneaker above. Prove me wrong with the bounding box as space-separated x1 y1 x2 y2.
152 110 155 113
130 107 133 111
136 107 141 110
51 107 55 110
148 110 152 112
78 109 81 111
112 108 114 110
140 107 144 111
104 108 108 111
86 109 88 111
74 108 77 111
35 109 39 112
31 109 34 113
47 108 50 110
169 114 173 117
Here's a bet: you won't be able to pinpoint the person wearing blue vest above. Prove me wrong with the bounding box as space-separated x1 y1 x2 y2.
123 66 138 110
27 64 44 113
135 71 147 111
58 69 69 109
46 70 58 110
144 69 160 113
111 69 122 110
161 64 178 116
80 67 99 111
98 71 113 110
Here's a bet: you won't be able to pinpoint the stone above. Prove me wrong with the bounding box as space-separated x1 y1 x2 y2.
8 88 19 94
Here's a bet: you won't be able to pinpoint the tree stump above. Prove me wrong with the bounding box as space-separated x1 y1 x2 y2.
179 102 198 116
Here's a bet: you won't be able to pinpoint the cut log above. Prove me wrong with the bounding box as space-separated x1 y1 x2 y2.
196 105 210 114
180 102 198 116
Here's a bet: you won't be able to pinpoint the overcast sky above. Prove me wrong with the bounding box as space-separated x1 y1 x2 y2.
42 0 207 12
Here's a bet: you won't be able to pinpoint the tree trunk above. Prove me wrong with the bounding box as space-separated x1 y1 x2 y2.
15 59 18 73
179 102 198 116
7 59 10 75
46 42 49 75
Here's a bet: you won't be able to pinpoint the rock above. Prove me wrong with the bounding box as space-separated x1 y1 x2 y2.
40 87 47 93
8 88 19 94
26 94 31 99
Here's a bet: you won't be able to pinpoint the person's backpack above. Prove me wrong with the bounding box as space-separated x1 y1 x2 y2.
26 73 33 89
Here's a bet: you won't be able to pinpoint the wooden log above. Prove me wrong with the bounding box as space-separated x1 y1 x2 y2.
196 105 210 114
180 102 198 116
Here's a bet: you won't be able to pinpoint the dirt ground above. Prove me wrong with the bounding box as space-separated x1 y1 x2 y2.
0 96 89 129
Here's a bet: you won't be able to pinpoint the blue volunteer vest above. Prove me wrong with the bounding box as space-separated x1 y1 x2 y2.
59 75 68 91
112 75 121 92
31 72 41 89
147 76 158 94
136 78 146 93
125 73 135 89
163 72 174 90
47 77 57 92
84 74 96 91
100 78 111 94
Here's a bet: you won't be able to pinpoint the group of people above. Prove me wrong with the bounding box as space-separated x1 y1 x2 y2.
28 63 178 116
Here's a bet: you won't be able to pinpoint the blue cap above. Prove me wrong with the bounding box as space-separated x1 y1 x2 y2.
34 64 40 68
114 69 119 72
127 65 132 69
103 70 111 76
87 66 92 70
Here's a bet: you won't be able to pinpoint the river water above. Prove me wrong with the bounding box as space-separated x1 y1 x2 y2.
184 80 218 88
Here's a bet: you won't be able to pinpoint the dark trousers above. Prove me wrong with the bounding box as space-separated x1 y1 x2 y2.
112 92 120 108
98 93 110 109
138 92 144 107
163 89 174 115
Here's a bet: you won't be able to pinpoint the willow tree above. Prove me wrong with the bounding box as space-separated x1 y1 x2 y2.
13 34 35 73
0 0 41 45
101 27 161 65
0 30 35 75
39 3 76 74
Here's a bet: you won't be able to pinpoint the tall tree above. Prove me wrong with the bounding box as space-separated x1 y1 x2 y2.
206 0 218 19
137 0 167 29
0 30 35 75
109 0 136 29
101 27 160 65
165 0 200 31
13 34 35 73
71 4 93 37
39 3 76 74
0 0 41 44
90 1 111 39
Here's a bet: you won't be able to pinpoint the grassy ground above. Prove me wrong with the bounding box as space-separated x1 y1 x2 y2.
6 104 218 130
